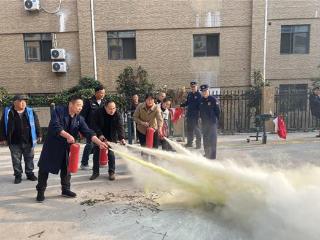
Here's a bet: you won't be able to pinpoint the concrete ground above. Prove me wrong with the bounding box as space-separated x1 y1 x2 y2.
0 131 319 240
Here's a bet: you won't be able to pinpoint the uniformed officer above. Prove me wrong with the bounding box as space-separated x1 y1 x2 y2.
309 87 320 137
199 84 220 159
181 81 202 148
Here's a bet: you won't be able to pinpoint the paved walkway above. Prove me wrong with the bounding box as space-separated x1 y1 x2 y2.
0 132 319 239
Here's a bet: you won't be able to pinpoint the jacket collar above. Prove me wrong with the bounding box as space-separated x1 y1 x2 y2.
63 106 70 127
91 96 98 104
191 90 200 95
103 109 118 118
142 102 157 112
63 106 78 127
91 96 104 105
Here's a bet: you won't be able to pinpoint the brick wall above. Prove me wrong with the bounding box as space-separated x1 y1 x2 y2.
0 0 319 94
0 0 80 94
251 0 320 86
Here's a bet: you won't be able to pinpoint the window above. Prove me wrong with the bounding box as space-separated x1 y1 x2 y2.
193 34 219 57
107 31 136 60
280 25 310 54
278 84 308 112
24 33 52 62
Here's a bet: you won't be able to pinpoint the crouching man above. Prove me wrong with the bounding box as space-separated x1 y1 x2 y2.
36 95 108 202
90 100 126 181
133 93 163 148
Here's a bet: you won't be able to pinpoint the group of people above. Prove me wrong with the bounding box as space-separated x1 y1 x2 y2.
130 81 220 159
0 85 123 202
0 81 220 202
181 81 220 159
130 92 172 150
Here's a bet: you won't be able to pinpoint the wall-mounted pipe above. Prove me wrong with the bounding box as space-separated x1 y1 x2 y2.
90 0 98 80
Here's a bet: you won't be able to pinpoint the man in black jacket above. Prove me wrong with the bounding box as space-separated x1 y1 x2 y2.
90 100 126 181
80 85 106 170
0 94 41 184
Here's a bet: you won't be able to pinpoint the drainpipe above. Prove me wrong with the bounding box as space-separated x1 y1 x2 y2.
263 0 269 86
90 0 98 80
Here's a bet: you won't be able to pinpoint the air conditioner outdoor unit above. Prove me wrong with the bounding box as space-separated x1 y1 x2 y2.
52 62 67 73
24 0 40 11
51 49 66 60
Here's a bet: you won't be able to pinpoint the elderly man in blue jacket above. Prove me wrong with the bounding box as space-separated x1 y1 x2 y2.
36 95 108 202
0 94 41 184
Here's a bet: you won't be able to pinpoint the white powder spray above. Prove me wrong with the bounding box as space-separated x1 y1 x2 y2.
110 141 320 240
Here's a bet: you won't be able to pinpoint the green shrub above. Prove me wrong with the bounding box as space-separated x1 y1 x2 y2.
0 87 12 108
116 66 154 110
107 94 126 111
1 75 140 112
246 70 270 110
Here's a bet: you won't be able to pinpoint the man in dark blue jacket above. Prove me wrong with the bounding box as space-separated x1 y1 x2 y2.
0 94 41 184
36 95 108 202
181 81 202 148
199 85 220 159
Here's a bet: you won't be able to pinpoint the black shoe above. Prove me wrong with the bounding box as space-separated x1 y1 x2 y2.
108 172 115 181
89 172 99 180
184 143 192 148
62 189 77 198
27 174 38 181
36 191 45 202
14 176 22 184
196 145 201 149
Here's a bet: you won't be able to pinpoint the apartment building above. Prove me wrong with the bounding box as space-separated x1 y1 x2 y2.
0 0 319 94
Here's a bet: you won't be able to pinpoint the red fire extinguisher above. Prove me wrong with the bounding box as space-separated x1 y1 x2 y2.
68 143 80 173
99 148 108 166
146 127 155 148
277 116 287 139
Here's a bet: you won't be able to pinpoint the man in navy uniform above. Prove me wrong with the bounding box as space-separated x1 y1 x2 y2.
309 87 320 137
199 84 220 159
181 81 202 149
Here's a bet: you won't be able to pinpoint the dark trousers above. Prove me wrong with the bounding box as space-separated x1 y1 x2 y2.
202 123 217 159
9 144 34 177
92 146 115 174
137 130 159 148
81 139 94 166
160 139 173 151
130 122 138 137
36 157 71 192
186 117 201 147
